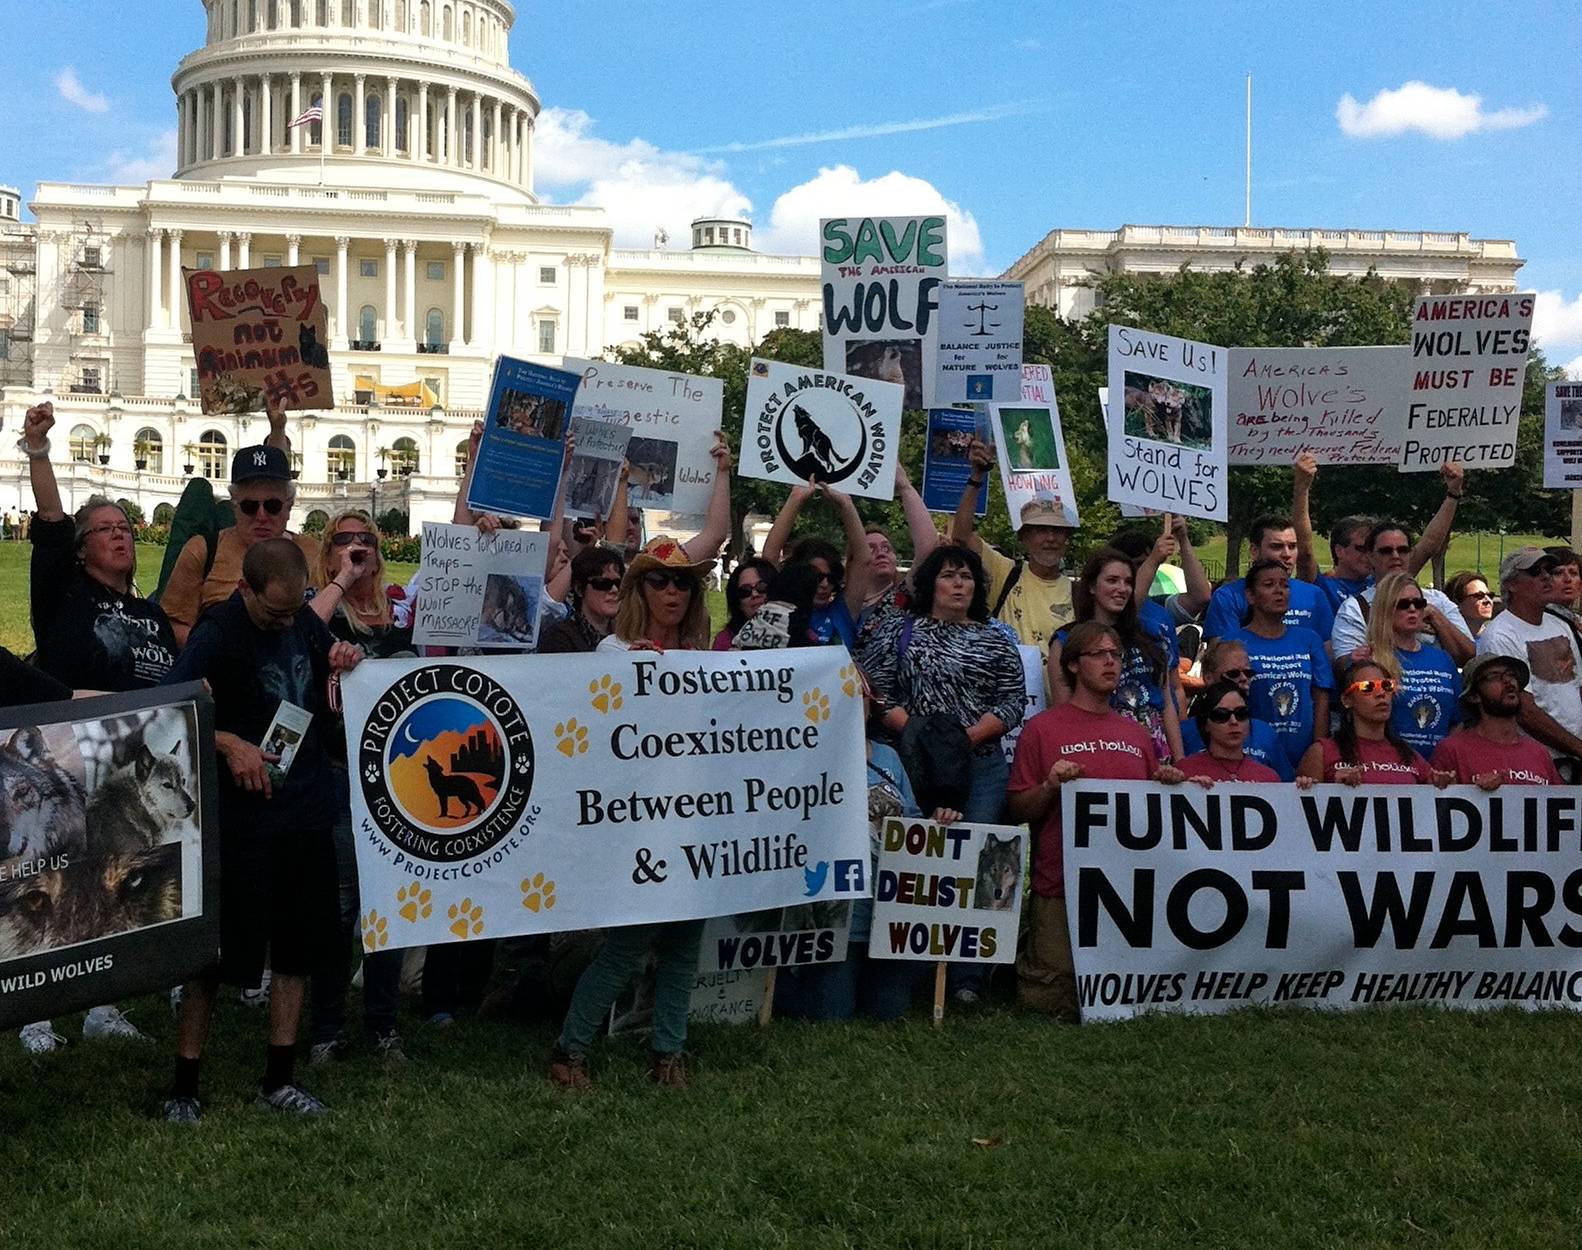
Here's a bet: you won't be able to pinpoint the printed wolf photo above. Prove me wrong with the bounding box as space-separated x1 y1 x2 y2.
0 704 200 961
1123 371 1214 450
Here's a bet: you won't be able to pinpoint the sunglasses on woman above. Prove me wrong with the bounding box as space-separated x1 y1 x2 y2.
1206 705 1251 723
1395 597 1427 612
643 570 695 593
585 576 621 592
734 581 767 599
1345 677 1397 695
1217 667 1253 681
330 531 378 548
1461 590 1493 602
237 497 286 517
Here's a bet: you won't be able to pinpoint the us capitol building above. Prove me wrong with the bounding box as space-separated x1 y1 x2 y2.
0 0 1525 530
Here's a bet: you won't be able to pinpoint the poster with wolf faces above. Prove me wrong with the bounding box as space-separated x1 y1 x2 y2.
0 685 218 1031
741 358 903 501
1107 326 1229 522
185 263 333 414
820 216 948 411
990 399 1079 528
341 650 871 951
563 357 725 517
934 281 1025 406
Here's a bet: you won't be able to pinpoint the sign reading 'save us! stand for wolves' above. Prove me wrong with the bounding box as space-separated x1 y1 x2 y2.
1064 780 1582 1023
341 650 870 949
741 358 903 501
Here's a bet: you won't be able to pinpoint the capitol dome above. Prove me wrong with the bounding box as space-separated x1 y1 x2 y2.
171 0 539 201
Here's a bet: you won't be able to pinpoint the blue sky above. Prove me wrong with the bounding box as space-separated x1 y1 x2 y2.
3 0 1579 369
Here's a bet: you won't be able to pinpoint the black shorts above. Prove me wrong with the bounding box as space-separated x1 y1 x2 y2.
218 823 340 988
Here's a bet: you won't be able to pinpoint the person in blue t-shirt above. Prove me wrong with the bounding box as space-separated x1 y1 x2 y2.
1202 513 1335 643
1227 559 1333 769
1366 571 1461 756
1177 637 1294 780
761 479 874 651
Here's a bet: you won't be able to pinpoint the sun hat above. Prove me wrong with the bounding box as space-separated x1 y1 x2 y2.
620 535 715 593
1458 652 1530 705
1018 497 1073 530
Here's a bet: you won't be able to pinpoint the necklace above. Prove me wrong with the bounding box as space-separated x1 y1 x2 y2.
1210 752 1250 778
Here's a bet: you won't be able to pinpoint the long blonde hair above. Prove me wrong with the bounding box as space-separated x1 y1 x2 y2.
1363 570 1418 684
613 569 710 649
314 509 391 633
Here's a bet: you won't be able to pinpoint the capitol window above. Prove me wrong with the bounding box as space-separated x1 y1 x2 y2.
454 439 469 476
337 94 353 147
442 4 452 40
263 255 282 268
395 0 407 29
196 253 214 270
358 305 378 343
667 308 684 324
538 319 555 354
426 261 445 281
360 259 379 278
420 0 430 35
623 306 639 322
425 308 445 346
70 425 97 463
775 310 790 327
391 437 419 474
366 96 382 149
396 97 408 151
342 0 354 23
134 428 164 474
198 430 228 479
538 266 556 284
327 435 356 480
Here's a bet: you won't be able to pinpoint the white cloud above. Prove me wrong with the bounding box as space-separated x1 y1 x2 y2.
54 67 109 114
1336 81 1546 140
757 165 985 273
1533 290 1582 349
104 129 177 184
1565 354 1582 381
1013 38 1043 51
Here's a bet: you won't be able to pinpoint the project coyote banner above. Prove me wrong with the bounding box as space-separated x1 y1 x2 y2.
0 685 219 1031
341 650 870 951
1064 780 1582 1023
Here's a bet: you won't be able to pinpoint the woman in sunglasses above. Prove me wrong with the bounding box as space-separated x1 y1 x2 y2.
538 545 627 654
310 510 408 652
1297 659 1448 787
1363 571 1459 757
712 557 777 650
1445 571 1496 639
1179 680 1282 784
1176 640 1292 780
762 480 873 650
1228 558 1332 773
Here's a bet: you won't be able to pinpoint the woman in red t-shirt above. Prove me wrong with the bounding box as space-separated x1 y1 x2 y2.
1296 660 1452 787
1179 679 1283 785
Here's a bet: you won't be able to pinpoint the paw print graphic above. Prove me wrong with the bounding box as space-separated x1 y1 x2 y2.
363 761 381 785
589 675 624 714
802 688 831 724
839 662 860 699
360 910 389 952
513 753 533 777
396 883 432 923
520 872 557 913
448 898 485 939
555 718 589 758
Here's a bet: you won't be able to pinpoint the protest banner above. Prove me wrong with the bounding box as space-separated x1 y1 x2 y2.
341 649 870 950
411 522 550 650
185 263 331 414
990 400 1079 527
563 415 632 521
1000 645 1048 767
466 356 579 520
1227 346 1408 466
1063 779 1582 1023
742 358 903 501
922 407 991 515
1398 292 1535 472
1543 381 1582 489
1021 363 1055 403
820 215 948 409
696 901 852 976
934 281 1025 405
0 685 218 1031
563 357 724 516
1107 326 1228 522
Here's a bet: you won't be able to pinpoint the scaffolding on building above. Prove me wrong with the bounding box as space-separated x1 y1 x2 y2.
58 218 112 395
0 221 35 389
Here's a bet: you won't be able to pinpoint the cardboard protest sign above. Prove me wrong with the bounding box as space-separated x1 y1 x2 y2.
563 416 632 521
341 650 870 949
990 401 1079 528
467 356 578 520
696 901 852 975
411 522 551 650
563 358 724 516
1399 293 1535 472
185 264 331 413
1543 381 1582 489
922 407 991 515
820 215 947 409
934 281 1024 405
868 818 1027 964
1228 346 1408 466
1021 363 1055 403
1064 780 1582 1023
1107 326 1228 522
0 685 218 1031
742 358 903 501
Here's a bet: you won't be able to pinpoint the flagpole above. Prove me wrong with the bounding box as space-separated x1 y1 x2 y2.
1244 73 1252 228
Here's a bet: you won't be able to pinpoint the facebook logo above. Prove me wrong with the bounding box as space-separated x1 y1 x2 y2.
834 858 866 892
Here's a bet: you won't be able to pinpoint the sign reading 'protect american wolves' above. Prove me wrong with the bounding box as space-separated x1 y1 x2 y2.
185 263 332 414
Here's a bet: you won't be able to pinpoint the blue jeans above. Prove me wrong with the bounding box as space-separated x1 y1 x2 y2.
949 749 1009 1000
557 921 703 1056
774 946 927 1022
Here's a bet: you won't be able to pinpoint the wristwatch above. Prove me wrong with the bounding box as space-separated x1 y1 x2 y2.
16 438 49 461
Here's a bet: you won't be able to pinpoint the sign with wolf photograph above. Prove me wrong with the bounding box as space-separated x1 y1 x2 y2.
990 401 1079 528
563 415 633 521
1021 362 1055 404
922 407 991 516
411 522 550 650
820 215 948 410
868 819 1027 965
1107 326 1228 522
1228 345 1408 467
563 358 725 517
934 281 1024 405
742 358 903 501
1543 381 1582 489
185 263 332 414
697 901 852 976
341 649 871 951
0 685 219 1031
467 355 579 520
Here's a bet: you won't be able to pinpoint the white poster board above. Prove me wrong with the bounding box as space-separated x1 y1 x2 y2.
563 415 633 520
1398 292 1535 472
1543 381 1582 489
1000 645 1048 767
1098 386 1146 519
412 522 550 650
989 400 1079 528
1021 363 1056 404
1228 345 1408 466
1107 326 1228 522
742 357 903 501
934 281 1024 405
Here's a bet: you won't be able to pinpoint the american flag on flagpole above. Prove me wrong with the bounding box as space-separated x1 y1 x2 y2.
289 105 323 128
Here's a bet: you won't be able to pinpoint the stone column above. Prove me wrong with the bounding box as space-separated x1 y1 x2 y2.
501 105 513 182
232 77 244 156
384 239 398 343
384 78 397 157
470 93 482 169
260 73 273 155
321 73 333 154
335 236 351 345
470 243 490 348
238 232 252 268
286 233 301 266
445 87 458 167
166 230 183 332
417 82 429 161
210 82 223 160
147 229 163 327
218 230 234 270
450 242 467 350
290 73 303 153
403 241 417 342
523 116 534 191
354 74 366 155
491 98 502 174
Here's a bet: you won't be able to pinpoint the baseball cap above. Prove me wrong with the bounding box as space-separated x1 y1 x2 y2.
231 444 291 484
1498 546 1556 584
1018 497 1073 530
1459 652 1530 702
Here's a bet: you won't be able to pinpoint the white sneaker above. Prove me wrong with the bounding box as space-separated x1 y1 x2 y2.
256 1083 327 1116
238 986 270 1009
83 1005 148 1042
307 1040 345 1067
19 1021 67 1054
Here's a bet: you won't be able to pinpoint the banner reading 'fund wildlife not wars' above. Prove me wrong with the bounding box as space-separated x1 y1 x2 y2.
340 650 871 951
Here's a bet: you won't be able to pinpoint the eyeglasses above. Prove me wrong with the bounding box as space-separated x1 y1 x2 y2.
734 581 767 599
1395 597 1427 612
330 531 377 548
237 497 286 517
1206 706 1251 724
1345 678 1398 695
815 571 841 587
1079 647 1124 661
585 577 621 592
1217 667 1253 681
642 570 696 593
1373 544 1410 557
87 523 133 538
1461 590 1493 602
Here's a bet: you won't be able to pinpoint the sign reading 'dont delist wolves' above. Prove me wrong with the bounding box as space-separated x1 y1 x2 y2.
340 650 871 951
1064 780 1582 1024
742 358 903 502
0 685 219 1031
185 263 333 414
1398 292 1535 472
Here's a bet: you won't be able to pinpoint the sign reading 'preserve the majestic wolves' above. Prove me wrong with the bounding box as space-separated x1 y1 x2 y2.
340 651 871 950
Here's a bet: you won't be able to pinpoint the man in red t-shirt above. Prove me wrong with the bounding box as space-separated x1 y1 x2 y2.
1430 653 1562 786
1008 621 1182 1019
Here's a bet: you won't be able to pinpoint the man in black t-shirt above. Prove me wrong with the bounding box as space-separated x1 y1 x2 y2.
160 539 363 1122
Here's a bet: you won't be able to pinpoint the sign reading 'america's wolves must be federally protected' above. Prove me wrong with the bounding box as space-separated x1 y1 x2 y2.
340 650 871 950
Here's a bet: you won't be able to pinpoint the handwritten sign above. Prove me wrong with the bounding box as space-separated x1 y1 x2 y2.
1398 293 1535 472
1544 381 1582 489
990 400 1079 528
563 416 633 521
1227 346 1408 466
934 281 1024 405
184 264 331 414
742 358 902 501
412 522 550 650
1021 363 1055 403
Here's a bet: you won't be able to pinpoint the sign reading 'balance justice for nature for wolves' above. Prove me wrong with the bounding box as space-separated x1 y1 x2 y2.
741 359 903 502
1064 780 1582 1024
933 281 1024 405
869 819 1027 964
185 263 332 414
340 650 871 950
1107 326 1228 522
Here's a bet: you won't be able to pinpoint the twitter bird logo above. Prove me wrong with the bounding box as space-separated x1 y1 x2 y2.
803 861 829 898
